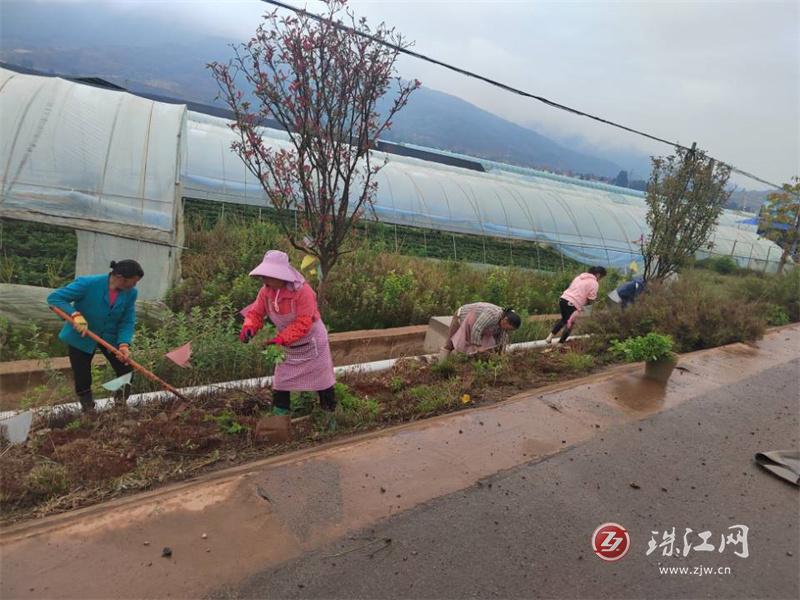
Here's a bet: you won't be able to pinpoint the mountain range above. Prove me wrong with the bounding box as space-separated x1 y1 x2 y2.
0 1 652 180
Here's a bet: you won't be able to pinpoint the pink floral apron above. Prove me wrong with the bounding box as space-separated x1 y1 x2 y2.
269 298 335 392
450 310 500 355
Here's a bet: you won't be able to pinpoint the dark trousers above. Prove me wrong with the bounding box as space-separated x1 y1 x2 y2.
551 298 578 343
273 386 337 412
68 344 132 397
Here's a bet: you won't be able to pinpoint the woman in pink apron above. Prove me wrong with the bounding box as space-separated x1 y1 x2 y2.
239 251 336 419
439 303 521 362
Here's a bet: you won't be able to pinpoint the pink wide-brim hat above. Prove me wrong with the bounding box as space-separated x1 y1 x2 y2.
249 250 305 288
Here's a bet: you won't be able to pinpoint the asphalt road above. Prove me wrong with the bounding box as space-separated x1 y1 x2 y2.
218 359 800 600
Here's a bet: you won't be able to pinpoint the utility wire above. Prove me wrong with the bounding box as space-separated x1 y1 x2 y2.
261 0 792 194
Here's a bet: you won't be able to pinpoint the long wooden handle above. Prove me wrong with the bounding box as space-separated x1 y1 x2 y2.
50 305 189 402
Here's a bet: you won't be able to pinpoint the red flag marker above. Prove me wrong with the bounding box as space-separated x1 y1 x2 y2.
166 342 192 368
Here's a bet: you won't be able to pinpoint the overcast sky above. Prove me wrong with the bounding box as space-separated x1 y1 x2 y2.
24 1 800 188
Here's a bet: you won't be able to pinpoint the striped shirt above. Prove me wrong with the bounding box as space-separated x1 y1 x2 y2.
458 302 508 347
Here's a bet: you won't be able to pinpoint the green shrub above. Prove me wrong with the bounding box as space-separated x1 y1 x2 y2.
0 219 76 286
695 256 739 274
611 333 675 363
765 304 790 326
96 299 278 395
167 215 603 333
584 270 769 352
0 318 63 362
731 269 799 322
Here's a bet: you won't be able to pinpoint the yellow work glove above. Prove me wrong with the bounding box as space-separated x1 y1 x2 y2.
72 312 89 336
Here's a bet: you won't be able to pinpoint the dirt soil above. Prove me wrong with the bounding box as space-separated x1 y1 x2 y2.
0 339 611 524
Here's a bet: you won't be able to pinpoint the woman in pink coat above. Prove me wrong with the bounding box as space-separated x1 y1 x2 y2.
239 251 336 418
545 266 607 345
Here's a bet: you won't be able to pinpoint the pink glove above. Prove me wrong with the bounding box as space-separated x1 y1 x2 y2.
239 325 256 343
266 336 285 346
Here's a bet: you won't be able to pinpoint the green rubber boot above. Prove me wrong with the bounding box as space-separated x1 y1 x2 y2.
325 412 337 433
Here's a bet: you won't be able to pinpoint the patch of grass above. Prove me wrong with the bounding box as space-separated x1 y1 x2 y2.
561 352 595 372
409 381 461 414
335 382 380 427
430 359 457 379
25 463 72 500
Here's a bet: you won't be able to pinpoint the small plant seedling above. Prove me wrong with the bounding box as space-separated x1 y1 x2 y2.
610 333 675 363
262 345 286 366
205 410 248 435
65 419 82 431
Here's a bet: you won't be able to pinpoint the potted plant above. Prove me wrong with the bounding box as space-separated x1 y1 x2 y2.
610 333 678 384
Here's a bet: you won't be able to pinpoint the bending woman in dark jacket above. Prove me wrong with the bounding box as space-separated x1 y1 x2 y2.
48 260 144 413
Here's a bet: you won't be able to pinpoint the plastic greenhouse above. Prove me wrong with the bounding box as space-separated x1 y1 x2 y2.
1 66 787 301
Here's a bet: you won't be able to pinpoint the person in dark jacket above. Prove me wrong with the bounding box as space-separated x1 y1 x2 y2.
615 277 647 309
47 260 144 413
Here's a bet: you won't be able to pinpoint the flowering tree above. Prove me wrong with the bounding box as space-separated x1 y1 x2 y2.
209 0 419 298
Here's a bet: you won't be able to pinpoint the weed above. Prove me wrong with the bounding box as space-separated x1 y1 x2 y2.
290 391 317 416
409 381 460 414
64 419 83 432
335 382 379 427
430 359 457 379
472 354 506 385
389 376 405 393
25 463 71 500
205 410 248 435
262 344 286 366
562 352 595 372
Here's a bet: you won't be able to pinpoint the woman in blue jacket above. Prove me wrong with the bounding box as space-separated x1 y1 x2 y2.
48 260 144 413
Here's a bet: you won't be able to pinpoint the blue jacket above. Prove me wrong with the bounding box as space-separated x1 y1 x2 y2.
616 278 646 302
47 274 138 354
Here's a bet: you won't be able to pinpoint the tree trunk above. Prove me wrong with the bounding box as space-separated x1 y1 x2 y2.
316 254 332 315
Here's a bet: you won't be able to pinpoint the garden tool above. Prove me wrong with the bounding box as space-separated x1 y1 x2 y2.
50 306 190 407
0 410 33 445
254 414 292 443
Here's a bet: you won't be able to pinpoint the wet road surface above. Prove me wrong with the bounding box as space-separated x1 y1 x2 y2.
221 358 799 600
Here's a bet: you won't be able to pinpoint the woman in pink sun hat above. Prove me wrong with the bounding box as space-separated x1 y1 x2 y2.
240 250 336 424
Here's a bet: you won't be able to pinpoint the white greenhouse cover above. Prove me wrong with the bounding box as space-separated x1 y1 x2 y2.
0 65 786 285
183 111 784 272
0 67 185 245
